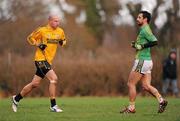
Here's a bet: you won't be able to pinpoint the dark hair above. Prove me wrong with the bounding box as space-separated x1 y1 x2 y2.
139 11 151 23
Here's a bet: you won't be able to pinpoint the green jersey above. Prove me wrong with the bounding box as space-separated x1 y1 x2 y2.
135 24 157 60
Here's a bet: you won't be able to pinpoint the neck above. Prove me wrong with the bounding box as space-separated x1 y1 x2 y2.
141 22 148 27
51 27 56 30
48 24 56 30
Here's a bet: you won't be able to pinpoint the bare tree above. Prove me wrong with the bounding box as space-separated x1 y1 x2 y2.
127 0 180 48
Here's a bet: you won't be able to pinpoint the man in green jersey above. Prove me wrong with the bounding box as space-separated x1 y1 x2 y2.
120 11 168 114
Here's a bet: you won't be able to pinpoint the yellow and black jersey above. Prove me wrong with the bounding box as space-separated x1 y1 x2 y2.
27 24 66 64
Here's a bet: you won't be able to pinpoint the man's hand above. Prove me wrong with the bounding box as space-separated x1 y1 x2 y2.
134 44 143 50
131 41 143 50
38 44 47 51
59 40 66 47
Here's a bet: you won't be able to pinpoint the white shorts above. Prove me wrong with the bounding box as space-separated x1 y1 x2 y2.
132 59 153 74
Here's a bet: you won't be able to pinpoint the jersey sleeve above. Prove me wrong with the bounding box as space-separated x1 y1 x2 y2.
27 27 42 45
144 28 157 42
60 30 66 41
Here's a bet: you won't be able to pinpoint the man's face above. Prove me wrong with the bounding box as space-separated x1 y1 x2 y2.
170 53 176 60
136 13 146 26
49 16 60 29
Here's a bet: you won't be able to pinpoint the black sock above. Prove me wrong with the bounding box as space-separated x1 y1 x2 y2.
15 93 23 102
50 99 56 107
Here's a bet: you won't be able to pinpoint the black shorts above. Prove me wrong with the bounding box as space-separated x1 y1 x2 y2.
35 61 51 78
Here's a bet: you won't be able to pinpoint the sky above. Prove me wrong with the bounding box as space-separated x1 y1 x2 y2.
0 0 179 28
113 0 175 28
45 0 177 28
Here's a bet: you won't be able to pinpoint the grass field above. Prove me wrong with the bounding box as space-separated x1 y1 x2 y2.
0 97 180 121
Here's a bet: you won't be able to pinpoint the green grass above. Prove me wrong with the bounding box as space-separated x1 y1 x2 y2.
0 97 180 121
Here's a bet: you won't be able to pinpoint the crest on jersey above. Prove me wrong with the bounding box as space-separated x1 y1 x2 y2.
55 34 61 39
47 34 51 39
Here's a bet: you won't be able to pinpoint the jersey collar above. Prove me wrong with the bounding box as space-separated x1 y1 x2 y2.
47 24 56 31
140 24 149 30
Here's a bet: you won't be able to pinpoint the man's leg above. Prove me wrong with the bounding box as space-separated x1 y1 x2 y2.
45 69 62 112
171 79 179 97
141 73 168 113
128 71 142 108
20 75 42 97
141 74 163 102
120 71 142 113
12 75 42 112
162 78 170 96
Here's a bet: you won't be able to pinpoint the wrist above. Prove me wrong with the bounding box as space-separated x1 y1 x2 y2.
135 44 143 50
38 44 47 50
59 40 66 46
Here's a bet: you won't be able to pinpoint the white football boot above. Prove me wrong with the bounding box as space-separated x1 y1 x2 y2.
12 95 18 112
50 105 63 112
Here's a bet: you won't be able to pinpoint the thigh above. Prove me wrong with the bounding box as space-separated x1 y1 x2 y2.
32 75 42 83
141 73 151 86
45 69 58 81
128 71 142 85
171 79 178 87
31 75 42 85
163 78 170 86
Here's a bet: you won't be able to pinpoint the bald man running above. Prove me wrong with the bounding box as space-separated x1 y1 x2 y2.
12 15 67 112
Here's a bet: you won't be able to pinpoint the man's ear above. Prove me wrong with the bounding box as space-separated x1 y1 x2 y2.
144 18 148 23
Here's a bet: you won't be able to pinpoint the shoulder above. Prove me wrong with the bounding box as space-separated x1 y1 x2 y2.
57 27 64 32
56 27 65 34
142 25 153 35
39 26 49 31
33 26 46 33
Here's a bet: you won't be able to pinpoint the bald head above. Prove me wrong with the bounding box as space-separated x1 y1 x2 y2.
48 15 60 29
48 15 60 21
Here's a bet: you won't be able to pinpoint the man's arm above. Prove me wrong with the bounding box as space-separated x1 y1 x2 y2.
143 28 158 48
131 41 157 50
59 39 66 46
27 28 41 46
143 41 158 48
27 28 47 51
59 30 67 47
132 28 158 50
163 59 169 79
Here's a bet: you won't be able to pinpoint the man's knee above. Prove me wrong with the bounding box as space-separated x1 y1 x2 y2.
50 80 57 84
50 77 58 84
142 84 150 91
127 81 135 88
142 84 149 90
